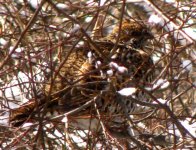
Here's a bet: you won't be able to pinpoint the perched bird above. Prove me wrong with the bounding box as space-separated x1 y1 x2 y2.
9 19 154 130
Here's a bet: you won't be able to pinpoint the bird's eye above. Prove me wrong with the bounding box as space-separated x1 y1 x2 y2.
131 31 141 36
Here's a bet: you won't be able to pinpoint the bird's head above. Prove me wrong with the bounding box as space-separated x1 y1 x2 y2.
108 19 153 48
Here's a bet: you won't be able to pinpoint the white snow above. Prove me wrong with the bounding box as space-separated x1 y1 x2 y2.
0 38 7 46
1 69 44 109
153 98 169 106
54 130 63 138
28 0 40 9
111 54 118 59
184 28 196 40
169 118 196 138
148 14 162 24
117 66 128 74
71 24 80 33
182 60 192 72
184 120 195 136
107 69 113 76
9 46 25 58
109 62 119 69
109 62 128 74
49 25 57 28
153 79 170 90
100 0 107 6
118 87 137 96
69 131 88 148
9 46 24 53
3 72 30 105
95 60 102 68
85 16 93 23
77 41 84 47
61 116 68 123
165 0 176 3
46 128 63 139
0 111 9 126
22 122 33 128
56 3 68 10
70 135 86 147
152 53 161 62
87 51 92 58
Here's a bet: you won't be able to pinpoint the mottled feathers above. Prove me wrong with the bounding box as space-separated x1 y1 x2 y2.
10 20 154 128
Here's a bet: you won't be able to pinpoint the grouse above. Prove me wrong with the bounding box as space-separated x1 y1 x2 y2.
10 19 154 130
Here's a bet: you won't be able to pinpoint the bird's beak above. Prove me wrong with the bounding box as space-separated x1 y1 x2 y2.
142 28 154 40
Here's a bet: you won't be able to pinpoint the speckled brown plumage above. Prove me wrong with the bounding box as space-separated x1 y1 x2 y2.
10 19 154 128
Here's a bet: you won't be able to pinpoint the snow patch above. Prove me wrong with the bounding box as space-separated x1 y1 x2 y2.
153 98 168 105
153 79 170 90
85 16 93 23
107 69 113 76
28 0 40 9
169 118 196 138
182 60 192 72
0 111 9 126
118 87 137 96
148 14 162 24
22 122 33 128
61 116 68 123
109 62 118 69
56 3 68 10
0 38 7 46
117 66 128 74
184 28 196 40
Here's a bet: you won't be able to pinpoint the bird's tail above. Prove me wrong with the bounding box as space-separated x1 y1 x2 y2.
10 99 37 127
9 94 56 127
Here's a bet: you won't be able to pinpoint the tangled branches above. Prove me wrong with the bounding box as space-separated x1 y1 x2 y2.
0 0 195 149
